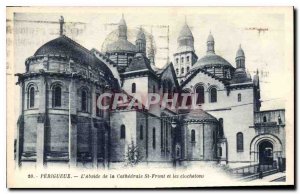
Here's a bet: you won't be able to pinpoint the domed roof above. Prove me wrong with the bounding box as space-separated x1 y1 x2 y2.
231 68 252 84
105 15 137 53
35 35 92 64
190 53 234 71
236 44 245 58
106 39 136 53
136 28 146 40
183 109 218 122
34 35 115 76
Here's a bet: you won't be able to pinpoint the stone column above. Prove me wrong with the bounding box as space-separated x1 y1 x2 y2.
69 78 78 167
103 125 110 169
36 76 47 167
36 114 46 168
91 86 98 168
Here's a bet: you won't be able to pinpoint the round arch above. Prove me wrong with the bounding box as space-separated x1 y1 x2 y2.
250 134 283 153
250 134 283 165
49 81 65 90
25 82 39 92
193 82 207 92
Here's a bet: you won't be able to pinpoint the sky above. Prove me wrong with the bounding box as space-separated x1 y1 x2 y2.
10 7 293 113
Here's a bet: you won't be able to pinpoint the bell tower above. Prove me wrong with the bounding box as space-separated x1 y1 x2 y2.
173 18 198 83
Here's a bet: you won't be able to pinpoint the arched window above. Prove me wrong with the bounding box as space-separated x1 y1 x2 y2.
191 129 195 142
238 93 241 102
263 116 267 122
187 66 190 72
176 58 179 64
120 125 126 139
28 86 35 108
236 132 244 152
210 87 217 103
181 67 184 74
140 125 143 140
176 68 179 74
195 85 205 104
218 147 222 157
187 56 190 62
81 90 88 112
181 57 184 63
131 83 136 93
152 127 156 149
53 85 62 107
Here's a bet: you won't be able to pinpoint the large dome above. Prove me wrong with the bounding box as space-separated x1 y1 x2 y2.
34 35 115 76
190 53 234 71
34 35 92 63
105 15 137 54
106 39 136 53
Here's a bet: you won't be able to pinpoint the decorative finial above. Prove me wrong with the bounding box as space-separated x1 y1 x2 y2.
59 16 64 36
239 44 242 49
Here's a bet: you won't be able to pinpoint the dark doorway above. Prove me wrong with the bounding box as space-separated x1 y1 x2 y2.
259 141 273 165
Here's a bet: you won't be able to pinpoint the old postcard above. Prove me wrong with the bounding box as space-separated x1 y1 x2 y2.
6 6 294 188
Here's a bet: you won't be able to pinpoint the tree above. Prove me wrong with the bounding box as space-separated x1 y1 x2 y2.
125 140 143 166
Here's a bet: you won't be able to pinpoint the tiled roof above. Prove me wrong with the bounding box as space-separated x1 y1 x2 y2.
190 53 234 72
33 35 115 77
230 68 252 84
182 109 218 122
106 39 136 53
124 53 153 72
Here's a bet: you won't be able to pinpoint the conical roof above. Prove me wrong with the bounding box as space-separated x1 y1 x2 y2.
178 23 193 39
119 15 126 26
124 53 153 72
207 32 214 42
176 22 194 53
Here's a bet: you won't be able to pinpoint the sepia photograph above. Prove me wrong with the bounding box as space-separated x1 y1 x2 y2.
6 6 294 188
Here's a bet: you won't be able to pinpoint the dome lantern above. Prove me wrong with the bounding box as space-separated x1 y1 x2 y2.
207 31 215 54
118 14 127 40
235 44 245 69
135 27 146 54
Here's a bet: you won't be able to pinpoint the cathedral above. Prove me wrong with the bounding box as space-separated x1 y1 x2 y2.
15 15 286 171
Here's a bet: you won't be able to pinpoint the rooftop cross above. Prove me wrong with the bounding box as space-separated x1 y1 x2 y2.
59 16 64 36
